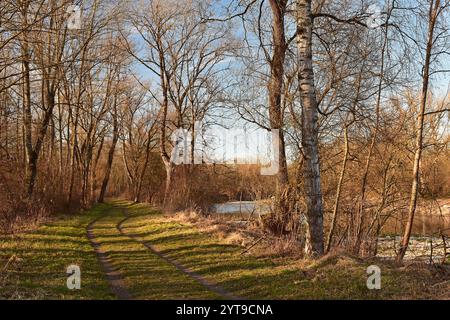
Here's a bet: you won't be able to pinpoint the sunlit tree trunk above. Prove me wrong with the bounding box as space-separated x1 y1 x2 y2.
91 136 105 200
268 0 289 188
397 0 439 262
135 130 153 202
159 52 173 205
296 0 324 257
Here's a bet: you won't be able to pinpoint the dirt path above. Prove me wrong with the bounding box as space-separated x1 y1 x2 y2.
116 208 241 300
87 217 133 300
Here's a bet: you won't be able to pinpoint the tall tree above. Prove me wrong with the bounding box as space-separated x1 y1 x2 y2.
296 0 324 256
397 0 448 262
267 0 289 188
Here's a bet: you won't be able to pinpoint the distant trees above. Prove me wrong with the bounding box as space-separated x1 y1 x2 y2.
17 0 70 197
120 0 230 205
120 83 157 203
0 0 131 210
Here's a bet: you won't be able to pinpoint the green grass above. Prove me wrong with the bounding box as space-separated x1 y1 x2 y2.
88 207 219 299
0 204 113 299
1 200 447 299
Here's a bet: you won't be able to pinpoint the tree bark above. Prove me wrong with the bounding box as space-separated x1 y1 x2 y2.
268 0 289 187
158 48 172 205
20 3 34 196
67 104 79 206
91 136 105 200
296 0 324 257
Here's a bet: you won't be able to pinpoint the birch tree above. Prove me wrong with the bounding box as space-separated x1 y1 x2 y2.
296 0 325 256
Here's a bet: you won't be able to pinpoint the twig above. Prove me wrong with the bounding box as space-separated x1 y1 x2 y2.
441 234 448 264
1 254 17 274
431 279 450 288
240 236 265 255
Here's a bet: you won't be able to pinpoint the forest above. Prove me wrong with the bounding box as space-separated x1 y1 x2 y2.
0 0 449 300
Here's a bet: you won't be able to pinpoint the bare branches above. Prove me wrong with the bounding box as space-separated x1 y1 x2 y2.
313 12 369 27
201 0 259 23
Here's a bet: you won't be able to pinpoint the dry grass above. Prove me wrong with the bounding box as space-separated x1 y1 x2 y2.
168 210 251 246
0 161 83 235
168 209 303 258
0 198 51 234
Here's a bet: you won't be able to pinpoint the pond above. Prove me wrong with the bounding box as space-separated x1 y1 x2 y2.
210 201 270 218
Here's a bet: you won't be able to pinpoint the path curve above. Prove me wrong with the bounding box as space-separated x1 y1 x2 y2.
116 208 242 300
87 217 133 300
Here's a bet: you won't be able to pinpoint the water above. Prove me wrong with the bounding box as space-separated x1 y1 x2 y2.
211 201 449 261
211 202 450 233
377 235 449 262
211 201 270 217
382 211 450 237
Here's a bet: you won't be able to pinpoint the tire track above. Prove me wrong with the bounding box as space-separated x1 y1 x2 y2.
87 217 132 300
116 208 242 300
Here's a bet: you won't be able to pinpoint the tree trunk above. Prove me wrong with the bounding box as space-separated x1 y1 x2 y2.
91 136 105 200
397 0 439 262
296 0 324 257
67 105 79 206
24 77 57 196
268 0 289 188
326 123 349 253
20 9 34 196
353 4 392 254
135 130 153 202
159 67 172 204
163 162 174 204
57 93 64 182
81 144 93 207
98 115 119 203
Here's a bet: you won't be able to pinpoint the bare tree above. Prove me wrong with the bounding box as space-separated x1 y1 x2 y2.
397 0 450 262
120 0 229 204
296 0 325 256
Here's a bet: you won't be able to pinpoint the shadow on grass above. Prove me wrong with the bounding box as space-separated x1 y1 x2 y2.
89 206 221 299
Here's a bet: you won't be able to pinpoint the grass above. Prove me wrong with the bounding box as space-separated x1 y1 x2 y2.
0 204 113 299
88 206 219 299
1 199 448 299
115 200 449 299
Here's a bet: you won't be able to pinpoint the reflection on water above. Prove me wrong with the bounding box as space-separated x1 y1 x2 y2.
212 202 450 236
211 201 270 217
381 212 450 237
